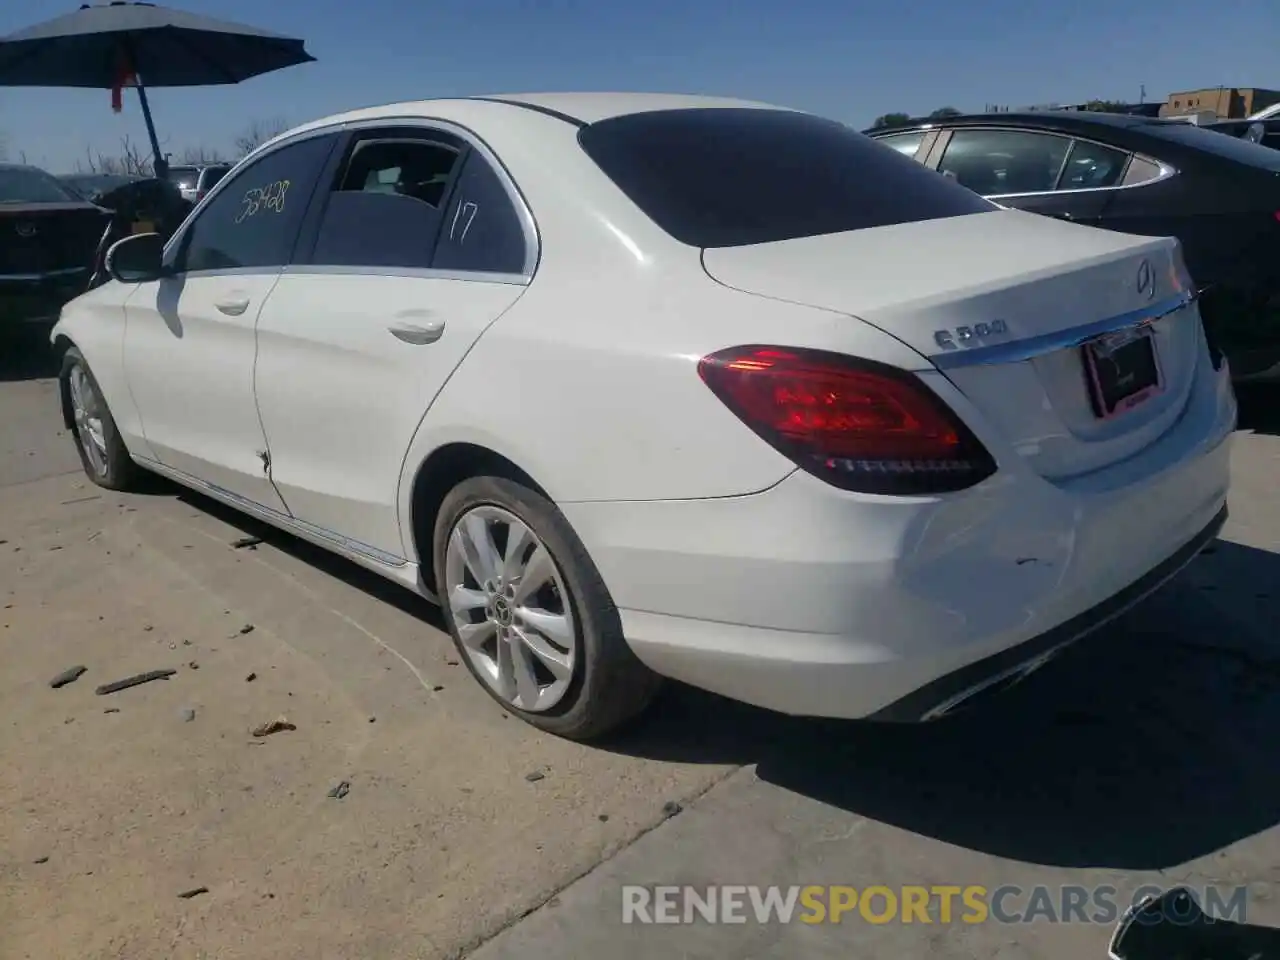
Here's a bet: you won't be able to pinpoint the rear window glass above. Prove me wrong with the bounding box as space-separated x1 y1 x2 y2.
1139 121 1280 171
577 108 995 248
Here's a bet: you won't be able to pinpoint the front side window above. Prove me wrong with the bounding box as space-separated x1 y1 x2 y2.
171 134 336 273
309 135 462 269
937 129 1071 195
431 151 528 275
876 131 927 159
1059 139 1129 190
578 108 994 249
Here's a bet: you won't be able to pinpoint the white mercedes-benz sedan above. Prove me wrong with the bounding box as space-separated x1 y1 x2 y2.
51 93 1235 740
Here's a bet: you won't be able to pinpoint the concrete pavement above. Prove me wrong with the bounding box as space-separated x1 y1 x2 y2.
2 342 1278 959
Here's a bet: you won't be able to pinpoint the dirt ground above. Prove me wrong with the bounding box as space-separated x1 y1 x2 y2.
0 363 734 960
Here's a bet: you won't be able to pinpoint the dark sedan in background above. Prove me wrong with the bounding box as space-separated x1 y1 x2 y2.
1 163 110 341
866 112 1280 379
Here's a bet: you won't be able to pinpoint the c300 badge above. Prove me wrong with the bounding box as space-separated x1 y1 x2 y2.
933 319 1008 350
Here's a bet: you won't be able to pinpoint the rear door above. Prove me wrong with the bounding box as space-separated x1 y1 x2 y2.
253 123 535 560
934 127 1116 224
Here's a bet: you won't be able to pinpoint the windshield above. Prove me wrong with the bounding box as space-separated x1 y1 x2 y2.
1139 120 1280 171
0 166 77 204
166 166 200 190
578 108 996 248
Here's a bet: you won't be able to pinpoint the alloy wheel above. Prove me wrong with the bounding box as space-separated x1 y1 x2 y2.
443 505 578 712
68 364 108 477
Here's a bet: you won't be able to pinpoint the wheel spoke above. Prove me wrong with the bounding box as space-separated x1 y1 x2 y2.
449 585 488 617
517 607 574 651
462 513 501 584
494 633 518 702
513 545 555 605
500 521 532 586
515 626 572 682
509 633 542 708
456 618 496 651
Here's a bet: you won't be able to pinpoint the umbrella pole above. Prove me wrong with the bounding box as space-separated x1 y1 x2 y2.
133 80 167 180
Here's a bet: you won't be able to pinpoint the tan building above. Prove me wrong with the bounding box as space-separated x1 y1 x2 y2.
1160 87 1280 119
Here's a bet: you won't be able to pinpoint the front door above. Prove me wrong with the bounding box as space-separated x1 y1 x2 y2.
123 132 339 510
253 128 534 559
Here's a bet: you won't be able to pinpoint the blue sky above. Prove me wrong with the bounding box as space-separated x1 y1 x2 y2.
1 0 1277 172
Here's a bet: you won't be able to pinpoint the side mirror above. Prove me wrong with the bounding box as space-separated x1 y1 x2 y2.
105 232 166 284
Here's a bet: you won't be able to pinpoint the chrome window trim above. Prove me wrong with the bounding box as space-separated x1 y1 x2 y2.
178 266 283 281
281 264 529 286
929 290 1195 370
163 114 541 281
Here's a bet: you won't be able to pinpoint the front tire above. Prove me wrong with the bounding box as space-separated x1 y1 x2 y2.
433 475 661 740
61 346 139 491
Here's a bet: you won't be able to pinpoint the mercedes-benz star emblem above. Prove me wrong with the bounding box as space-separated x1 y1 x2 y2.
1136 259 1155 301
15 222 37 238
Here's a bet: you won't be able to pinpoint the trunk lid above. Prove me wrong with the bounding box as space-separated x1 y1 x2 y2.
0 203 110 277
701 209 1201 480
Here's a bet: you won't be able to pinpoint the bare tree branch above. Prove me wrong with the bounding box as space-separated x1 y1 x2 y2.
233 117 289 157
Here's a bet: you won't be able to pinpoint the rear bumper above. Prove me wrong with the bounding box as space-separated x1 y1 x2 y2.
869 503 1225 720
1 270 88 326
560 355 1236 720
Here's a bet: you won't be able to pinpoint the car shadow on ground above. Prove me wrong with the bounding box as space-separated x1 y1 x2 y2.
136 480 448 632
611 539 1280 872
152 473 1280 871
0 333 60 383
1235 383 1280 436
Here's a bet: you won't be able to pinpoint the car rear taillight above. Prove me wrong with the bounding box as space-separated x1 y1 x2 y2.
698 346 996 495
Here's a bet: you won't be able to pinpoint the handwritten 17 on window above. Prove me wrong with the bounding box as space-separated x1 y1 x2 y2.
235 180 291 224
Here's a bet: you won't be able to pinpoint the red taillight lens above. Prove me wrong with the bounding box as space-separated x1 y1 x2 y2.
698 346 996 495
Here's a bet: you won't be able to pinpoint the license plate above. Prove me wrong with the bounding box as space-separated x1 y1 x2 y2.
131 219 155 235
1081 328 1162 419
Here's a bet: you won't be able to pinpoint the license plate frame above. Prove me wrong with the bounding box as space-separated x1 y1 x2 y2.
1081 327 1164 420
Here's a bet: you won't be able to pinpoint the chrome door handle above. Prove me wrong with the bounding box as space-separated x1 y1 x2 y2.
215 297 250 316
388 320 445 345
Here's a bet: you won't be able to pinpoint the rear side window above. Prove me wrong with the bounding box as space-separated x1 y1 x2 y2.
309 136 463 269
938 129 1071 195
1059 139 1129 190
577 108 995 248
431 151 529 275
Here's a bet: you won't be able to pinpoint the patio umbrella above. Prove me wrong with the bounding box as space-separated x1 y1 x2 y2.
0 1 315 176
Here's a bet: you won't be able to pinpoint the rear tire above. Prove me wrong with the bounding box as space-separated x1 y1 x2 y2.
61 346 139 491
432 475 661 741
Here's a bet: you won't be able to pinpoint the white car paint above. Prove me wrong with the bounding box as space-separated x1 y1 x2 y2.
52 92 1235 726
